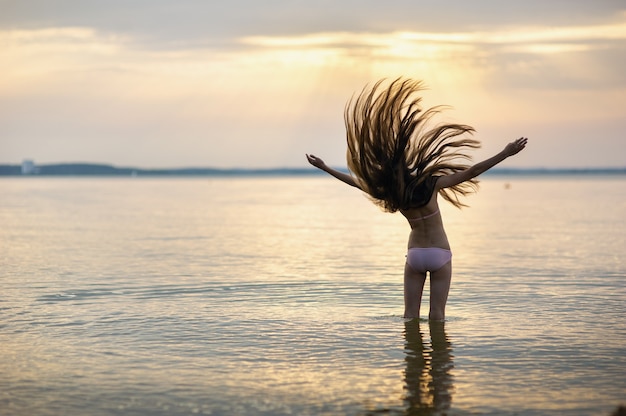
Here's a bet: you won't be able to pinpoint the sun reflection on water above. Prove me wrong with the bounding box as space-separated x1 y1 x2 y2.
1 177 624 415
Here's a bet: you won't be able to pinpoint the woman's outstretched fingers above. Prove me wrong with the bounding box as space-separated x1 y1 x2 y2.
505 137 528 156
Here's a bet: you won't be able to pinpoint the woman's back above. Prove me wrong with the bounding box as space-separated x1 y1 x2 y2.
401 196 450 250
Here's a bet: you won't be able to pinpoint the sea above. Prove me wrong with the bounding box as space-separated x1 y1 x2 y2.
1 174 624 416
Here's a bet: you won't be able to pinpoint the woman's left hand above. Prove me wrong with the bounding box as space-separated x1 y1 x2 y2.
306 154 326 169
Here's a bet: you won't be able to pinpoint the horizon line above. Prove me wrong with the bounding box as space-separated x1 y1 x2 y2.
1 162 625 176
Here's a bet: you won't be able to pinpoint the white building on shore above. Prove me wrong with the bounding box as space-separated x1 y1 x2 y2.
21 159 37 174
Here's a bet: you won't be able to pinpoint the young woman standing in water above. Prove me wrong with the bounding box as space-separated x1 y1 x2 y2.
306 78 527 320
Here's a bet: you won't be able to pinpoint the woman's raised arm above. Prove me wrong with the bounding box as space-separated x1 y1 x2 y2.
306 154 362 189
436 137 528 190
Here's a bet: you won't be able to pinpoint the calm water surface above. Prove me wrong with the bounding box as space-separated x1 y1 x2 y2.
1 176 625 415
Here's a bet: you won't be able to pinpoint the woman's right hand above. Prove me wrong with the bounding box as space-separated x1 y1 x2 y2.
306 154 326 170
504 137 528 157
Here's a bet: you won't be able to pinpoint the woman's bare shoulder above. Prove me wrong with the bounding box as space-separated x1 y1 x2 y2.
434 171 472 190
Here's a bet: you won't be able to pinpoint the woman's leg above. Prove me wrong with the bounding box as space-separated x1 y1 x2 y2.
404 262 426 318
429 261 452 321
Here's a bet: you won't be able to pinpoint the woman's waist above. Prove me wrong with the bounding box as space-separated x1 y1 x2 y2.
407 243 451 251
407 246 452 253
407 233 450 250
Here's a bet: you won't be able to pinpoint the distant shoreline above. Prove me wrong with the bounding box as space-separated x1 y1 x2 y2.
0 163 624 177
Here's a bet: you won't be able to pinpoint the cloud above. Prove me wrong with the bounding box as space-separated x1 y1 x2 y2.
239 19 626 94
0 1 625 167
2 0 624 44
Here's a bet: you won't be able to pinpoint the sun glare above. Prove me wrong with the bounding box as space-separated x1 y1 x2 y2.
3 16 624 95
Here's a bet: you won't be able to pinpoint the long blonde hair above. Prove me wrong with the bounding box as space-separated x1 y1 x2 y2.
345 78 481 212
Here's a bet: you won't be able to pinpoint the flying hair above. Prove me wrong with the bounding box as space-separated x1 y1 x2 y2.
344 78 481 212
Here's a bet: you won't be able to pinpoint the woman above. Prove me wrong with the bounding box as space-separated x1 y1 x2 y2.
306 78 527 320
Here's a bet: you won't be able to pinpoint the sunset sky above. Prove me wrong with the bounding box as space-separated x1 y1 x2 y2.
1 0 625 168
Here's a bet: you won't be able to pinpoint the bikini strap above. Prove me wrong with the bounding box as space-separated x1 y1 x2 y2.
408 209 440 222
